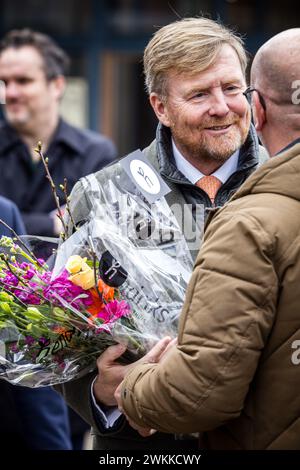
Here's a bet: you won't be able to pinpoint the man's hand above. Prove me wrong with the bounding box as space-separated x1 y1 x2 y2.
113 337 177 436
93 336 173 407
93 343 127 406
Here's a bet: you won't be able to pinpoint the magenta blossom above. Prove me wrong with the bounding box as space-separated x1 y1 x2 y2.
37 258 46 266
24 336 35 346
1 271 19 287
44 270 93 309
14 289 41 304
23 269 36 280
10 342 19 353
40 271 52 284
97 300 131 323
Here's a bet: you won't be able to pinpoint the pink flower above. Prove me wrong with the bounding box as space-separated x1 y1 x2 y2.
44 270 93 309
10 342 19 353
1 271 18 287
16 290 41 304
97 300 131 323
25 336 35 346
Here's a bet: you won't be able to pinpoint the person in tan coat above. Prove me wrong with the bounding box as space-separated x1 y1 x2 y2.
114 28 300 449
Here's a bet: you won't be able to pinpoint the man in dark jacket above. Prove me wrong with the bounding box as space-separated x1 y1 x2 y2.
56 17 267 450
0 28 117 237
0 195 72 450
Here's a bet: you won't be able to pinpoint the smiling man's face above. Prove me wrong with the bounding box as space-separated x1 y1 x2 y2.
152 44 251 165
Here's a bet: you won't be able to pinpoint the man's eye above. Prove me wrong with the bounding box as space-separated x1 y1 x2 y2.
17 78 31 85
191 92 206 100
224 86 240 93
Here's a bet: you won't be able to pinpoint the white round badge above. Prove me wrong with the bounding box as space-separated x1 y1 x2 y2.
129 159 161 194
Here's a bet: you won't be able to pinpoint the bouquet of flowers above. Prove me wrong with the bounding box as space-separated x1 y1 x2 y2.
0 148 195 387
0 236 135 387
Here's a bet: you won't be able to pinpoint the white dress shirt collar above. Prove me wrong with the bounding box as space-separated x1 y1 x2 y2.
172 139 239 184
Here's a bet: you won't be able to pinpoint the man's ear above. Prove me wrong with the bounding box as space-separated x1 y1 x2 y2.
149 92 171 127
51 75 66 101
252 91 266 132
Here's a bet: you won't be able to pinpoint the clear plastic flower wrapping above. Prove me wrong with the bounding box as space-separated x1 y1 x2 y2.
0 157 194 386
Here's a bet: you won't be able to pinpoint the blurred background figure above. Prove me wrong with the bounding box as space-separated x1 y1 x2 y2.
0 195 72 450
0 28 117 237
0 28 117 449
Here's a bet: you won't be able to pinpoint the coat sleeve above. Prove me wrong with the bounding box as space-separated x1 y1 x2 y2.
10 202 26 235
54 371 128 436
54 372 101 431
120 210 278 433
0 197 26 236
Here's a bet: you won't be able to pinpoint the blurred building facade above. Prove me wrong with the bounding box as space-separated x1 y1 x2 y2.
0 0 299 155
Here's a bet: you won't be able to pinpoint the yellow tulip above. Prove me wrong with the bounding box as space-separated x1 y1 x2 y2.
69 269 95 290
66 255 90 274
66 255 95 289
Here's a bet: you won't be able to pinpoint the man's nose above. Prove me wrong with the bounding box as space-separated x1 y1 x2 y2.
5 82 21 100
208 91 230 116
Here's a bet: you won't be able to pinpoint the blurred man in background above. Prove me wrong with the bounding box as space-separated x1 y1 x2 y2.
0 28 117 449
0 28 117 237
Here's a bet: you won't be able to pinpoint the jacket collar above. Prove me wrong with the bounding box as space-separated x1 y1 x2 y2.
155 122 260 182
0 118 84 156
229 142 300 203
237 123 260 171
156 124 187 181
50 118 85 154
276 138 300 155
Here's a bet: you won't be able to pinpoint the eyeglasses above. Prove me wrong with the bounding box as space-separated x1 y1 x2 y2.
243 86 266 111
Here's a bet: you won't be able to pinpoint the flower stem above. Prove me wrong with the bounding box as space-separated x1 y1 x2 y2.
34 142 67 240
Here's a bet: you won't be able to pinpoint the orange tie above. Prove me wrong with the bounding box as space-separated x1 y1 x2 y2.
196 175 222 204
